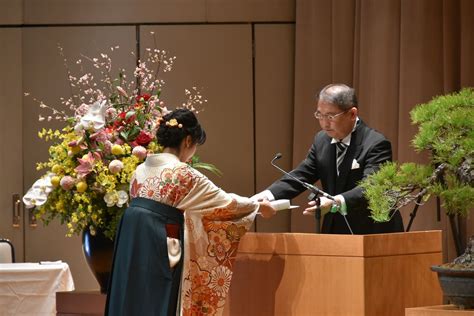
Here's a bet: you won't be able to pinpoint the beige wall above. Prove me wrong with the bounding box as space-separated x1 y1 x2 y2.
22 0 295 24
0 28 23 260
254 24 295 232
0 0 22 25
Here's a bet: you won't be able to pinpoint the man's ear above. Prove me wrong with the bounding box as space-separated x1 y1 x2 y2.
350 107 358 118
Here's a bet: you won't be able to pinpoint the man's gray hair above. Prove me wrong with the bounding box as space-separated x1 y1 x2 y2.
317 83 358 109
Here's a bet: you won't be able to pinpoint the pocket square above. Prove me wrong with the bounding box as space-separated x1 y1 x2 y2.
351 159 360 170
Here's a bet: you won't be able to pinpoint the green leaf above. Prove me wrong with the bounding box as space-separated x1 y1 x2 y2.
120 130 129 141
192 162 223 177
128 126 141 140
125 111 135 120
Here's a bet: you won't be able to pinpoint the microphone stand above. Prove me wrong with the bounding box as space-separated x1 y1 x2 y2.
271 155 335 201
271 153 354 235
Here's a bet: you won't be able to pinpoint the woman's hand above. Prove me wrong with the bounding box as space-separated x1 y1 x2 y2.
258 200 277 219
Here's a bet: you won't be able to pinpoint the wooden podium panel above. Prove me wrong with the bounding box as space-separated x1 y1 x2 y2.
223 231 443 316
406 305 474 315
56 291 106 316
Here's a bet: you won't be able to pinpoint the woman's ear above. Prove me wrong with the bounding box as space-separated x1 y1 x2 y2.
185 135 193 148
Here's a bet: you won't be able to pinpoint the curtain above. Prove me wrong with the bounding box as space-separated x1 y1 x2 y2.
292 0 474 258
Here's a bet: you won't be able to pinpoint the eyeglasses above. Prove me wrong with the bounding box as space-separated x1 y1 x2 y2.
314 109 350 121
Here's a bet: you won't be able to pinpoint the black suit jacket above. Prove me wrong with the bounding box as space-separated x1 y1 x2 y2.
268 120 403 234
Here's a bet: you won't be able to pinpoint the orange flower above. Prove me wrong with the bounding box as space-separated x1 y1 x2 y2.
207 229 231 262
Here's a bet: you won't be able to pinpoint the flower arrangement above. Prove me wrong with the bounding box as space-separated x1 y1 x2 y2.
23 37 216 239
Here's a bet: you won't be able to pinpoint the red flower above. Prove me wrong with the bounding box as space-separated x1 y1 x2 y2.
114 111 136 128
135 94 151 102
135 130 153 146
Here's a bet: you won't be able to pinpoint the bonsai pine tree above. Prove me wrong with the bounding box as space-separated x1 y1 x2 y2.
360 88 474 255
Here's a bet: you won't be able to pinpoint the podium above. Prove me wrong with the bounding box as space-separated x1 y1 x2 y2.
223 231 443 316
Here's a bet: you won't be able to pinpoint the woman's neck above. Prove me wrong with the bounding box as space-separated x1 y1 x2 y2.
163 147 180 159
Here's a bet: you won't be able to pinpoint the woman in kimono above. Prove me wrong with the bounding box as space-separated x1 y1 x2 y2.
105 108 276 316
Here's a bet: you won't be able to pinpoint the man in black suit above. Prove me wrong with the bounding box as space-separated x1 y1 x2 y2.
254 84 403 234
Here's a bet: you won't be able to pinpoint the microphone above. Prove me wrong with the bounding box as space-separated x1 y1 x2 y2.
271 153 354 235
271 153 335 201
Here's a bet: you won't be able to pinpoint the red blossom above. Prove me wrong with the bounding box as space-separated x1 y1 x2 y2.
135 130 153 146
135 93 151 102
113 111 136 128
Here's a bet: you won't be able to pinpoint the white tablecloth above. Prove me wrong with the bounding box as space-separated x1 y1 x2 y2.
0 262 75 316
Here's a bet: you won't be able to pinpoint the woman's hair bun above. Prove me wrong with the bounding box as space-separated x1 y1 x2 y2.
156 108 206 148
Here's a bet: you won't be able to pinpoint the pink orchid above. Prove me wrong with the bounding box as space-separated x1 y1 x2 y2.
68 136 84 147
89 130 108 143
75 152 102 177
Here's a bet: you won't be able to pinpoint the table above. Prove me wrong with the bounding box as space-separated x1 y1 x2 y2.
0 262 75 316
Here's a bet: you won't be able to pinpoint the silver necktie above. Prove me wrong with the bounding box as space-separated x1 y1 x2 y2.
336 142 348 175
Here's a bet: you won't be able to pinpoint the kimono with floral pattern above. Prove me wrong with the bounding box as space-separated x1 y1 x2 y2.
130 153 258 316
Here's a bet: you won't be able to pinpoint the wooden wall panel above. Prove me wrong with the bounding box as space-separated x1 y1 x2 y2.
22 26 137 291
0 0 22 25
140 25 255 197
22 0 296 25
23 0 206 24
0 28 24 260
290 0 333 233
206 0 295 22
254 24 294 232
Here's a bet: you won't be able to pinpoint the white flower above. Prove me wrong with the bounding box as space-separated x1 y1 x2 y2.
75 99 107 132
104 190 129 207
209 266 232 297
132 146 147 160
108 160 124 174
23 188 47 208
117 190 128 207
23 173 55 208
104 192 115 207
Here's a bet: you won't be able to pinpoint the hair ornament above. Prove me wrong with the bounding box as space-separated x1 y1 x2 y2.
166 118 183 128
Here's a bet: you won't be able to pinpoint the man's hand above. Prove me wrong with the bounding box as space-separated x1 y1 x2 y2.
258 200 277 219
303 197 334 216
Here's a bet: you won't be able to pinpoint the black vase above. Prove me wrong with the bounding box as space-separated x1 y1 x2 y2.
82 228 115 294
431 265 474 309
